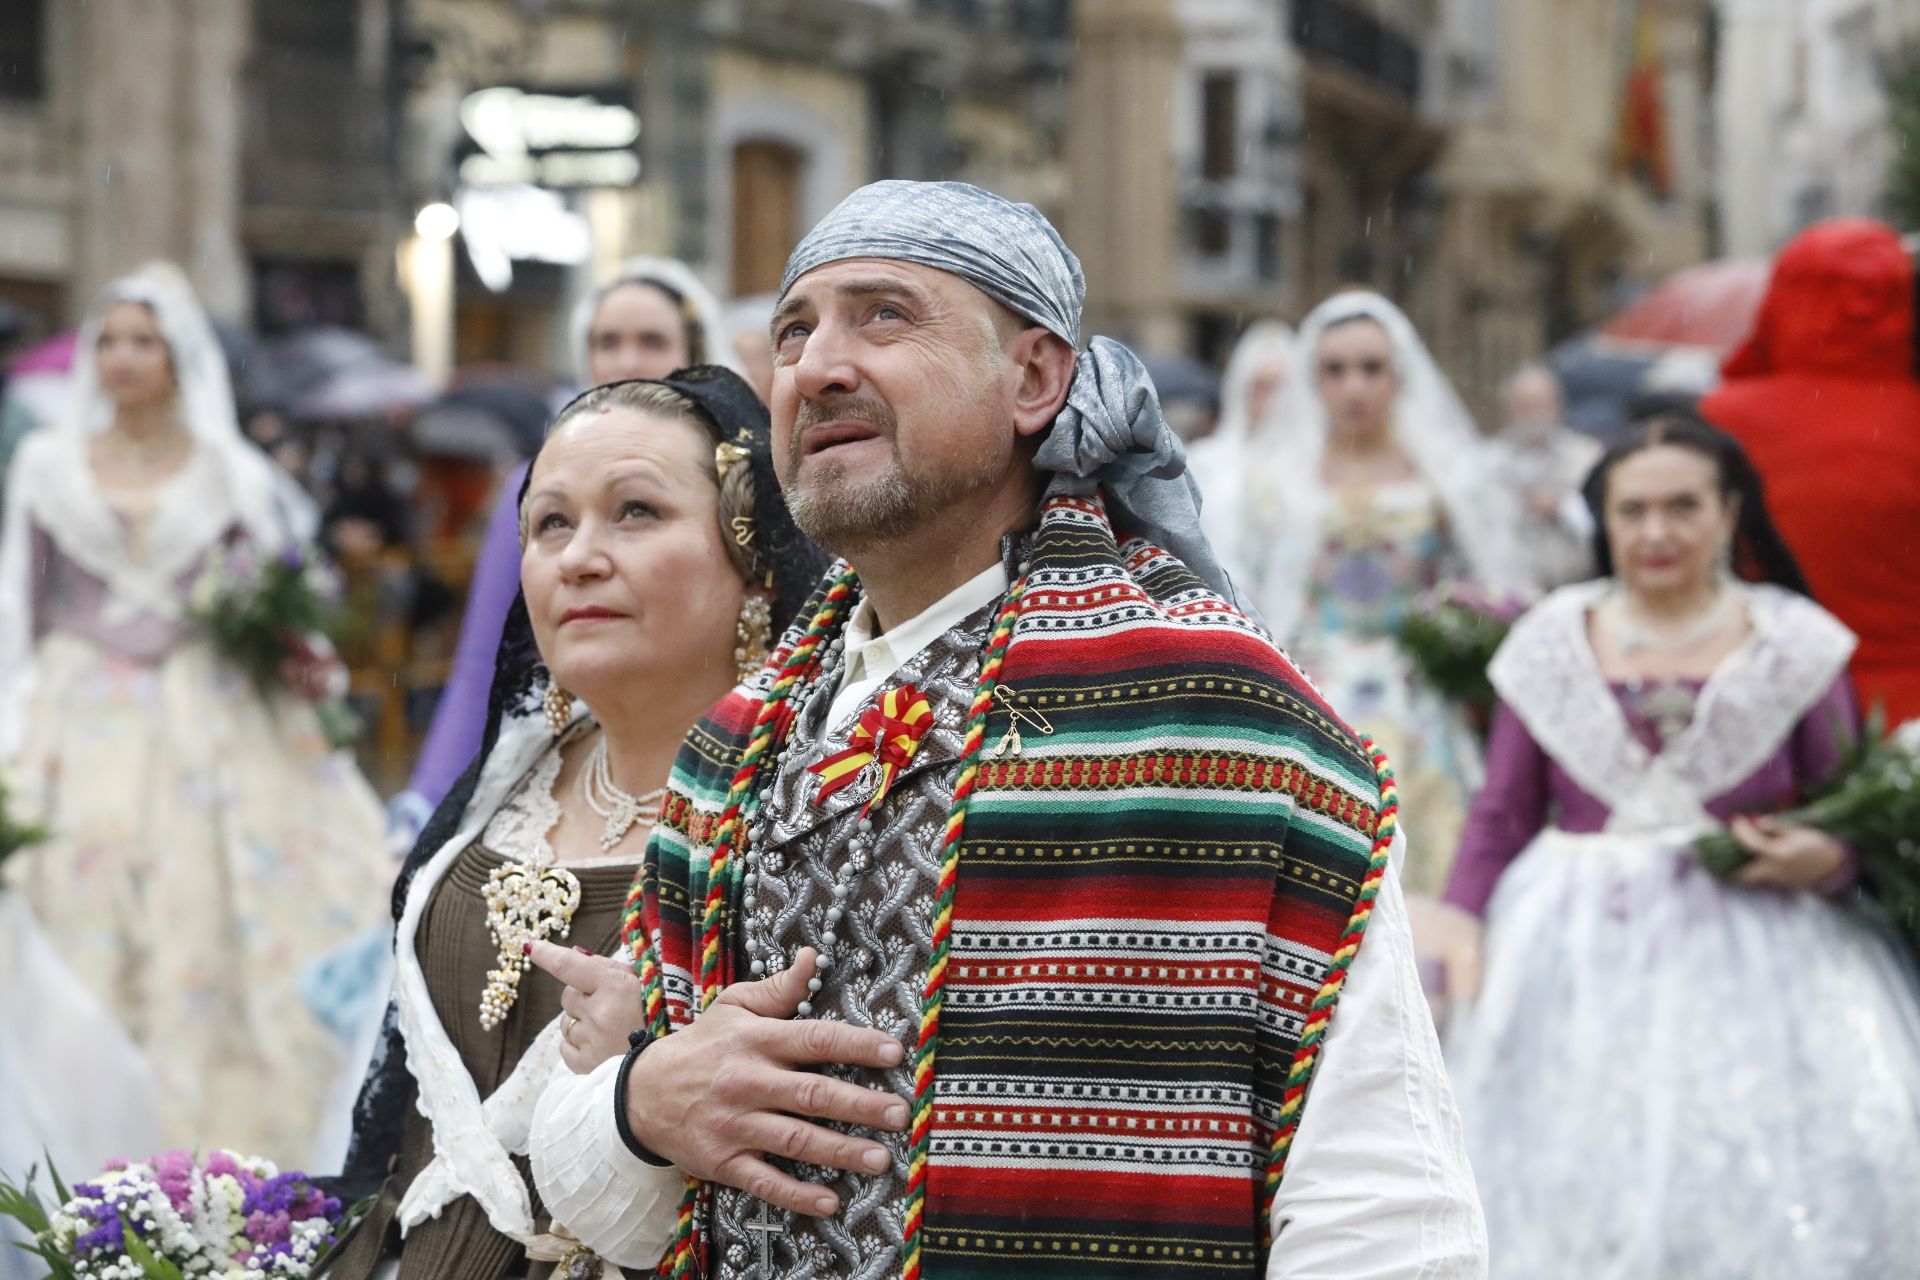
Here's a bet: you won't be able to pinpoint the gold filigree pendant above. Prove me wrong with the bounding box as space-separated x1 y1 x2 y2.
478 859 582 1029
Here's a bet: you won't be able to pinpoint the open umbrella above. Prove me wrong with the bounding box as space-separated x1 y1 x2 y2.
1551 256 1773 437
409 374 553 461
248 327 433 422
1600 257 1771 351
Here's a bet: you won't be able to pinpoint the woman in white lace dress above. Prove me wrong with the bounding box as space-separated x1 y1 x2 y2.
324 368 823 1280
1430 413 1920 1278
1220 291 1526 894
0 264 388 1169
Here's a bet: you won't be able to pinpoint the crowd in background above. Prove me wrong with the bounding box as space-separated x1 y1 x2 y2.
2 207 1918 1279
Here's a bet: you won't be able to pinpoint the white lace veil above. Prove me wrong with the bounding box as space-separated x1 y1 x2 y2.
1190 320 1294 590
1238 290 1526 639
566 257 741 387
0 263 314 754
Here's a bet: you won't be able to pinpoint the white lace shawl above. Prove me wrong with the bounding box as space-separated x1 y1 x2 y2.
1488 581 1857 831
390 700 590 1240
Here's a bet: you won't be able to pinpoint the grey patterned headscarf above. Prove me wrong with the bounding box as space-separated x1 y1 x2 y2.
780 180 1246 611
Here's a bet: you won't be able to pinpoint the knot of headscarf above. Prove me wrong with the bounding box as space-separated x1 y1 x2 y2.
780 180 1243 609
1037 338 1235 604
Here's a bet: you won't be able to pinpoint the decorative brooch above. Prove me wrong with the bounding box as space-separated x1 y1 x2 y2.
808 683 934 817
479 858 582 1030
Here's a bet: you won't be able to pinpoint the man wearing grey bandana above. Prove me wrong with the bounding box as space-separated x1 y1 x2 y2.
528 182 1484 1279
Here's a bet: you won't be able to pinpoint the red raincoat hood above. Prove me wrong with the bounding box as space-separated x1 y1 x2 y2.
1721 218 1916 383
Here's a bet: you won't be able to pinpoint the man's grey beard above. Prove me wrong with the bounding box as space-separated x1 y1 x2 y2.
784 446 924 556
785 437 1007 560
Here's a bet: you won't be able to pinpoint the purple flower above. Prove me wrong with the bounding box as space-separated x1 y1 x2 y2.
204 1150 243 1180
75 1210 124 1254
242 1171 313 1218
245 1208 293 1246
152 1149 196 1213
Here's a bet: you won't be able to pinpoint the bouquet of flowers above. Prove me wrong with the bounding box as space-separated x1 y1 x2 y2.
1395 582 1532 727
0 777 49 875
188 544 361 749
1694 714 1920 953
0 1150 366 1279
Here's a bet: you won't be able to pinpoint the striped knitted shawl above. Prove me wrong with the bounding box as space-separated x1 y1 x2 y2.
626 493 1392 1278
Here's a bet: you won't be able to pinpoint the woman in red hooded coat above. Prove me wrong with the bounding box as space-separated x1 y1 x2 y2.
1702 218 1920 723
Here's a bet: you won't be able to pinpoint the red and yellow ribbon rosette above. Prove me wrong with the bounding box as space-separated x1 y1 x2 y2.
808 683 935 817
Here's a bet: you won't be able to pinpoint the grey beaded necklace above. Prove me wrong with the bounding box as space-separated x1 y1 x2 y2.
738 631 871 1017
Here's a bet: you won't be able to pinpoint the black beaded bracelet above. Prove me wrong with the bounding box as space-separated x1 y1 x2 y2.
613 1027 674 1168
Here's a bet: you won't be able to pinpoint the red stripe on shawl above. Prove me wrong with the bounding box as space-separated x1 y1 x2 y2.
1009 626 1331 707
951 876 1299 928
926 1163 1254 1226
702 685 767 738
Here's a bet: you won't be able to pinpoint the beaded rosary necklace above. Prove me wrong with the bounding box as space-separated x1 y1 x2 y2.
739 628 850 1009
633 564 1028 1280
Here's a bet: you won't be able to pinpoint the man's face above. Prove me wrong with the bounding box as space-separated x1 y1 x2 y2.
768 259 1022 558
1502 368 1564 444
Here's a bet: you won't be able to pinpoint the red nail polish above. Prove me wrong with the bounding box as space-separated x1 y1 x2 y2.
521 942 533 956
575 946 594 956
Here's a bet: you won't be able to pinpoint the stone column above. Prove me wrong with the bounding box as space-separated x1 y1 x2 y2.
70 0 250 320
1066 0 1183 352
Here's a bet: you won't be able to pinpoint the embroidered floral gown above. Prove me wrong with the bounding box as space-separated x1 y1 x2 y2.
1442 581 1920 1279
1281 477 1478 895
1 440 388 1166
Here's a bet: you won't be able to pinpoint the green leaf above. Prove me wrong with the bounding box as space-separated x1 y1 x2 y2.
8 1237 78 1280
44 1158 68 1213
121 1224 185 1280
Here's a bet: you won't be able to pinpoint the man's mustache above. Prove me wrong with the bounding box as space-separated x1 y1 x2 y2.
793 395 896 435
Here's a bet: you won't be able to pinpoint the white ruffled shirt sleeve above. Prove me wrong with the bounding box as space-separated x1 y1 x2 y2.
1267 855 1488 1278
528 1051 686 1268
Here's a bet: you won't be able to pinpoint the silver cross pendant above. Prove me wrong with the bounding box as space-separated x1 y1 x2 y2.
745 1198 784 1277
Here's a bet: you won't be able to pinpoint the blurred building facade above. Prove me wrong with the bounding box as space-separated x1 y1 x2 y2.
1070 0 1722 418
0 0 404 343
395 0 1071 380
0 0 1780 423
1422 0 1716 412
1715 0 1920 256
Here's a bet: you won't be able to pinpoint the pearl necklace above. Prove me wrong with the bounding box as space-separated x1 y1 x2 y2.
1614 583 1738 656
581 735 667 852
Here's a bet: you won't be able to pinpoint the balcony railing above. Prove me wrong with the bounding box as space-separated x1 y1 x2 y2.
1288 0 1422 102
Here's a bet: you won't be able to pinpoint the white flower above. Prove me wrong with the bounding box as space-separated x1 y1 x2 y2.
302 559 343 603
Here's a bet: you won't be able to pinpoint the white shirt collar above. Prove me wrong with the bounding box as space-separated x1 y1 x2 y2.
828 559 1010 729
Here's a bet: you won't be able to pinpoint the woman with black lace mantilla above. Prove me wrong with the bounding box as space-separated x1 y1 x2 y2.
325 366 823 1280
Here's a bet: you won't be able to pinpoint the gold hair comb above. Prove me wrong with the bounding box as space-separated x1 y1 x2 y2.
714 441 750 484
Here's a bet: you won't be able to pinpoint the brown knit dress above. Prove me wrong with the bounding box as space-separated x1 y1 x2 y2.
326 842 636 1280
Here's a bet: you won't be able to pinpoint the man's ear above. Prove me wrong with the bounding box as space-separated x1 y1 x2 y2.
1008 330 1076 439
